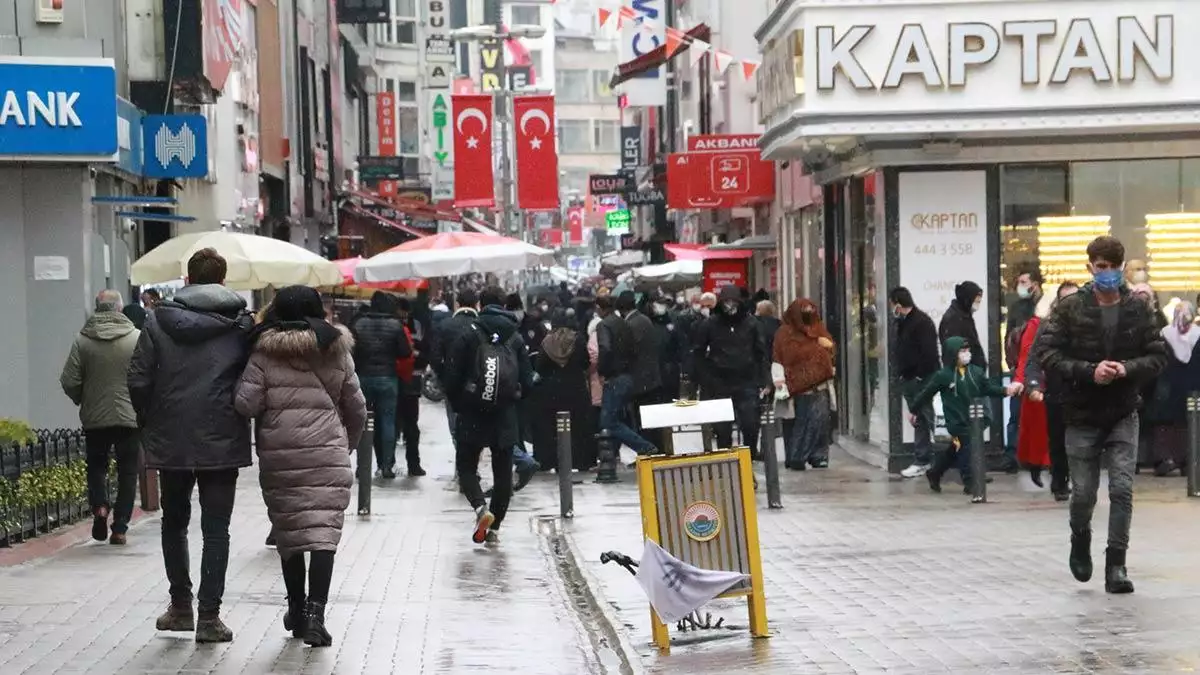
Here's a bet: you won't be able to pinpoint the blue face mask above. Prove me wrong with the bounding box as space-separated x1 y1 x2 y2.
1093 268 1123 291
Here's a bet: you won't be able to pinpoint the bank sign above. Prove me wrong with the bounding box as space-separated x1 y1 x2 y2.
0 57 118 159
620 0 665 107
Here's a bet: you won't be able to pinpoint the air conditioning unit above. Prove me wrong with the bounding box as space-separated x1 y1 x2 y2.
36 0 64 24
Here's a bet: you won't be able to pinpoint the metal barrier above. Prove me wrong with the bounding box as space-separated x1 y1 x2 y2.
556 411 574 518
1189 396 1200 498
969 402 987 504
356 413 374 515
759 406 782 509
636 447 768 653
1 430 95 548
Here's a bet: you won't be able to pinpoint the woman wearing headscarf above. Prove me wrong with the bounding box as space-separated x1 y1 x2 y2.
772 299 836 469
528 310 597 470
1154 302 1200 476
234 286 367 647
1019 282 1078 500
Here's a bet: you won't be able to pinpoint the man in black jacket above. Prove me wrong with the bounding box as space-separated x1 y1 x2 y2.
349 292 412 479
620 292 665 445
939 280 987 369
128 248 253 643
395 297 427 476
596 295 657 455
692 286 771 453
443 287 535 546
1040 236 1166 595
890 287 941 478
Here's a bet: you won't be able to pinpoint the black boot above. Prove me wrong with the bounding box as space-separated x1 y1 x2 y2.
1104 548 1135 594
303 600 333 647
283 595 306 639
1069 528 1093 583
1030 468 1044 488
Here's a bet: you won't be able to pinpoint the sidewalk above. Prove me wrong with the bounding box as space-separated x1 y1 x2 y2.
0 402 617 675
551 439 1200 674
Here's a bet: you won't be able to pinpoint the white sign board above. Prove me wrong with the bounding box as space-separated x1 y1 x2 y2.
897 170 988 441
620 0 667 107
422 0 454 63
32 255 69 281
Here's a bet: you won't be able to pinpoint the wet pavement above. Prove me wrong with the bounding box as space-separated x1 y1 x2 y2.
0 401 622 675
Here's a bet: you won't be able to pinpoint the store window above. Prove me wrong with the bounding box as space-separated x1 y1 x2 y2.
511 5 541 25
840 174 887 443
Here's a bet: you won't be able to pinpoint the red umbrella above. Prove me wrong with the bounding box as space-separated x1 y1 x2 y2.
331 257 428 295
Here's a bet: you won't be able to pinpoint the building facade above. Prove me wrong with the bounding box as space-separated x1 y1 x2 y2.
757 0 1200 468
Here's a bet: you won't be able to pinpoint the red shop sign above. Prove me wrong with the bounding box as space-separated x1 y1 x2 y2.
702 258 748 293
667 142 775 210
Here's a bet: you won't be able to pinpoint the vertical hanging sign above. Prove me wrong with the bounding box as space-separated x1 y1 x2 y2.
423 0 455 200
376 91 397 197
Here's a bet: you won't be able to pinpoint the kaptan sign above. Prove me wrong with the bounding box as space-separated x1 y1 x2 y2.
816 16 1173 90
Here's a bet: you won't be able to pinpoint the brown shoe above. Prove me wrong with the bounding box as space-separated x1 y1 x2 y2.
195 612 234 643
109 532 127 545
155 601 195 632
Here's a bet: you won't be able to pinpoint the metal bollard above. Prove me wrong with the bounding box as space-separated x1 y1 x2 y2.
759 406 783 509
968 402 987 504
1188 396 1200 498
595 429 620 483
356 413 374 515
557 411 574 517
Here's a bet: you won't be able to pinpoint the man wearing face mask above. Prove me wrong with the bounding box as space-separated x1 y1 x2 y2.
939 281 987 369
692 286 771 453
890 287 941 478
1040 236 1166 595
621 292 666 446
1003 270 1044 473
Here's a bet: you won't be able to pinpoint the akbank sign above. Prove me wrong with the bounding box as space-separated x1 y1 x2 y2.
620 0 665 107
0 57 118 159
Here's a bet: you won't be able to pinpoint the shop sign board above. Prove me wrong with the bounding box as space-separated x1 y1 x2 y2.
666 148 775 210
897 170 988 440
606 209 632 234
143 114 209 179
479 39 504 93
758 30 803 125
0 57 119 159
621 126 642 171
620 0 666 106
590 173 635 195
702 258 748 293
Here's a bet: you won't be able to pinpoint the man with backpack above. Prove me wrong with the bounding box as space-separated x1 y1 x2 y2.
442 286 534 546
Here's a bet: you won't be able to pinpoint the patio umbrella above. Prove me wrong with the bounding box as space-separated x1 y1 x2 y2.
324 257 428 298
355 231 554 282
131 231 341 290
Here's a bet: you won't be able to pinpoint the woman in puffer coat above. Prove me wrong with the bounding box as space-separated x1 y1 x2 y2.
235 286 367 648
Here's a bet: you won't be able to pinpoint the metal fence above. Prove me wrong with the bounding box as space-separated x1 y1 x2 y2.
0 429 95 548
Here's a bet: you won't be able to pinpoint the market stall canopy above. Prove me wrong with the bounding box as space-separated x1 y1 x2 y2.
600 248 645 274
631 259 703 283
355 231 554 281
131 231 341 290
325 257 428 298
664 243 754 261
705 235 776 251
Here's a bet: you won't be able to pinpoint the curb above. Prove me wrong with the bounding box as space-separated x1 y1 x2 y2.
0 507 157 567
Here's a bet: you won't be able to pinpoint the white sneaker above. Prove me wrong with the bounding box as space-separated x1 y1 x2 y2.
900 463 931 479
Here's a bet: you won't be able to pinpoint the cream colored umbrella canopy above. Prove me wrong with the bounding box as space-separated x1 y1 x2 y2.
131 231 341 290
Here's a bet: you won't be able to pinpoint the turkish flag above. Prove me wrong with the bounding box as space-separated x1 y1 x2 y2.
513 95 559 211
452 95 495 207
567 206 584 244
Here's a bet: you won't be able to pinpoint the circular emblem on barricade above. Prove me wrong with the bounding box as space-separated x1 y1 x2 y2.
682 501 721 542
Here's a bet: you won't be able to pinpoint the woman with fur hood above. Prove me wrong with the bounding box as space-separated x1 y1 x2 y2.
772 298 836 469
235 286 367 647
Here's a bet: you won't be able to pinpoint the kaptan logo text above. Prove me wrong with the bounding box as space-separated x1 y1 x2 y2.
481 353 499 403
910 212 979 231
816 16 1173 91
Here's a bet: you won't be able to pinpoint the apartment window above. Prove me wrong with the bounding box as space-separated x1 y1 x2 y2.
511 5 541 25
396 81 417 102
402 157 420 176
592 70 613 99
398 107 419 154
593 121 618 153
379 20 416 45
557 120 591 153
395 0 416 17
556 69 591 103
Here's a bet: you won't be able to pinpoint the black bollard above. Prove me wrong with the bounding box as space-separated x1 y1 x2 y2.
1188 396 1200 498
595 429 620 484
356 413 374 515
968 401 987 504
557 411 574 517
759 406 783 509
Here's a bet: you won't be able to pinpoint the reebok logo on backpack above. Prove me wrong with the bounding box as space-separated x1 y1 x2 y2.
465 326 519 409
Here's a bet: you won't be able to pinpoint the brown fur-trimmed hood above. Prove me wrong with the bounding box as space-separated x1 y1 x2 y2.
254 324 354 359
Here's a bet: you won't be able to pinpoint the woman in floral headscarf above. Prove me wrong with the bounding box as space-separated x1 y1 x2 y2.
1154 302 1200 475
773 298 836 470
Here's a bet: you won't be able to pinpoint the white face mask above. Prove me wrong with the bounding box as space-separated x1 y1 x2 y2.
653 303 668 316
958 351 972 366
691 303 702 312
1016 285 1031 299
971 300 981 314
1131 270 1148 283
700 307 711 317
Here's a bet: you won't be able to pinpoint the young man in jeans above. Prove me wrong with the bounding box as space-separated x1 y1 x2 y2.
1039 236 1166 594
128 249 254 642
889 287 941 478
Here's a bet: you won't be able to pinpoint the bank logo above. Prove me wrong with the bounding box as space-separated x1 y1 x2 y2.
682 501 721 542
142 114 208 179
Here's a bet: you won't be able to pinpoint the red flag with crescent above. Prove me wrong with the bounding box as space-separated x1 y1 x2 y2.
452 94 495 207
513 95 560 211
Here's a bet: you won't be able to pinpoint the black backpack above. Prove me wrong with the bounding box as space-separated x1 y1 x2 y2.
463 324 520 409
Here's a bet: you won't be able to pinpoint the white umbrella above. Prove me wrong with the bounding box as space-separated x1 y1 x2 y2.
131 231 342 290
631 259 703 283
355 231 555 282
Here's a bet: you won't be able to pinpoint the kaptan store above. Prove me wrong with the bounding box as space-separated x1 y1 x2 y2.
756 0 1200 469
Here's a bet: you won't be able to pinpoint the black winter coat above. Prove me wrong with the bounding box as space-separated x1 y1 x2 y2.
597 312 637 379
625 309 663 395
896 307 940 380
128 284 254 471
442 306 534 423
1039 284 1167 427
651 313 686 399
938 301 986 369
350 313 411 377
430 308 478 378
692 309 770 396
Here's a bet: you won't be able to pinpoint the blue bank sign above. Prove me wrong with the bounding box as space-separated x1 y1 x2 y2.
0 57 119 159
142 114 209 179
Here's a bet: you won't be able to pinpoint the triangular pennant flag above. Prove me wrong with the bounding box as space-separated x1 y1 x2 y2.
635 539 749 624
665 27 685 57
714 50 734 74
617 5 636 29
688 39 710 67
598 7 612 28
639 16 658 30
740 59 761 80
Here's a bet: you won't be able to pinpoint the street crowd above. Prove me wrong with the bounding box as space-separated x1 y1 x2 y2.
49 234 1174 650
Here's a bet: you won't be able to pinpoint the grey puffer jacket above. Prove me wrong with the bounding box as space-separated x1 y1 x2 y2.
235 324 367 559
60 312 140 429
128 284 254 470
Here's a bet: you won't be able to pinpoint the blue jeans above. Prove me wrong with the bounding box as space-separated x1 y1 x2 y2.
601 374 656 454
361 376 399 470
512 444 538 471
1006 396 1021 464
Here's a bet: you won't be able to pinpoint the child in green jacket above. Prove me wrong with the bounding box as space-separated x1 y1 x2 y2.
909 336 1022 499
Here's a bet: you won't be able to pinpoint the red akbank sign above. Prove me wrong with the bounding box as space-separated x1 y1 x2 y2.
668 134 775 209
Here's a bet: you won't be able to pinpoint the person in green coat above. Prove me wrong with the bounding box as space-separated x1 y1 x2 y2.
909 336 1022 498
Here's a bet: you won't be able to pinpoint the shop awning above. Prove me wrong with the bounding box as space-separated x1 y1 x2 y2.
341 202 430 239
463 217 500 236
665 243 754 261
343 188 462 223
706 235 776 251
